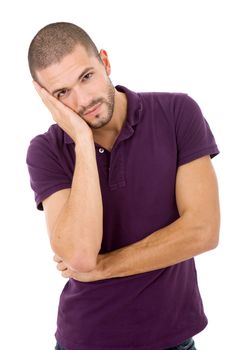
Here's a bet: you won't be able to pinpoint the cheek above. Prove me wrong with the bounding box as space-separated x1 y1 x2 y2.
91 78 106 92
93 71 110 90
62 93 78 110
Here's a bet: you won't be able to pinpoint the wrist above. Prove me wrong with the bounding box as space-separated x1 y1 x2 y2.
96 254 112 280
74 132 94 149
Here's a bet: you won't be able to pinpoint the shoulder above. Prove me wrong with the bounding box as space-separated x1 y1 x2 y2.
137 91 196 115
138 90 196 109
137 91 201 126
26 124 68 169
27 124 65 157
28 124 64 148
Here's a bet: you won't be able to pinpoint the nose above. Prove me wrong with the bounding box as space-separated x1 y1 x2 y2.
71 86 93 114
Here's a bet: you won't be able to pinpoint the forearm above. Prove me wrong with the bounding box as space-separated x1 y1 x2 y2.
101 213 218 279
51 134 103 271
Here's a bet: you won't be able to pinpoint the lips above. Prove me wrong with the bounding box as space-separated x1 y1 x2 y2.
84 103 102 116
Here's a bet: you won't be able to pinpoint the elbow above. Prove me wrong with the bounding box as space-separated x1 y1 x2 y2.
51 239 98 273
209 228 220 250
69 252 97 273
199 223 220 251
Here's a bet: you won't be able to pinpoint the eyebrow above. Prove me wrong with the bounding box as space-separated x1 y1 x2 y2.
51 66 95 96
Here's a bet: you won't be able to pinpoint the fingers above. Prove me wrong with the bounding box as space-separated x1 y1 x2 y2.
33 80 50 99
33 81 50 103
32 80 91 142
33 80 70 123
52 254 69 278
53 254 62 263
32 80 42 92
56 261 68 272
62 269 71 278
54 254 68 272
33 80 61 114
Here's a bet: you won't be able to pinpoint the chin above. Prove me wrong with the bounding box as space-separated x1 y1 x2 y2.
90 113 112 129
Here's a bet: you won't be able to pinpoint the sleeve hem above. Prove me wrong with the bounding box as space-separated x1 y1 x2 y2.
36 184 71 211
177 145 220 167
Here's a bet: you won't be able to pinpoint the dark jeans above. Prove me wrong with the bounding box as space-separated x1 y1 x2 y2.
166 337 196 350
55 337 196 350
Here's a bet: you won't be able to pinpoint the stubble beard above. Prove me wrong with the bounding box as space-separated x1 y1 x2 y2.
82 78 115 129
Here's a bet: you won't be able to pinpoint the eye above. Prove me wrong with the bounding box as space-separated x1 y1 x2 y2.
57 89 68 99
82 72 93 81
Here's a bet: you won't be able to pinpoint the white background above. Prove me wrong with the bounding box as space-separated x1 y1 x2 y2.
0 0 232 349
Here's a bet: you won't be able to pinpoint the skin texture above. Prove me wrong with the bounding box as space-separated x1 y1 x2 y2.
34 45 220 281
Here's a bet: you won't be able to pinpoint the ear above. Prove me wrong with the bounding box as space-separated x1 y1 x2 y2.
99 49 111 75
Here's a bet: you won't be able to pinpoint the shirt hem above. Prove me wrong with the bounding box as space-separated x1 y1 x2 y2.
55 317 208 350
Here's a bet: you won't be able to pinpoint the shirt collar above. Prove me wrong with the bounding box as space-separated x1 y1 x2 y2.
64 84 142 144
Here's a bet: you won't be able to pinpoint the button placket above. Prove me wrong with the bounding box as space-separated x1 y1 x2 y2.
108 123 135 190
95 145 110 184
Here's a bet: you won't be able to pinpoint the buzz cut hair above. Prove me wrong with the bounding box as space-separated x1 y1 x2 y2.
28 22 101 81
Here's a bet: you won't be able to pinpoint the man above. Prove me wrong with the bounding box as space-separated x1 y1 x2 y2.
26 22 220 350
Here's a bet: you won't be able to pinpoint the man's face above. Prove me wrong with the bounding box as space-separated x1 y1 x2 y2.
36 45 115 129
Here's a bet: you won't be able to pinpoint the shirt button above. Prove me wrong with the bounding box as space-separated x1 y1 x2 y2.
99 148 105 153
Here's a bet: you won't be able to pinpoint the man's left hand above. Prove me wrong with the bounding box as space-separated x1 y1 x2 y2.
54 254 107 282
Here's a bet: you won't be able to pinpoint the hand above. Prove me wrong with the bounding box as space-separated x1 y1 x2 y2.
33 81 92 142
53 254 108 282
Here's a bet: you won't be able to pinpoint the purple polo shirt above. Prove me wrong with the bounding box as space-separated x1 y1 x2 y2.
26 85 219 350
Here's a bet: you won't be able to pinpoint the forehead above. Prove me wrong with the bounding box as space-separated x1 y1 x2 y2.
36 45 99 92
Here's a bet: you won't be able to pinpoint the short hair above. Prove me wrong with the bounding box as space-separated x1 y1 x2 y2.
28 22 101 81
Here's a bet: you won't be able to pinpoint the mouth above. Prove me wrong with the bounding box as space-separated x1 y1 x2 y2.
84 103 102 117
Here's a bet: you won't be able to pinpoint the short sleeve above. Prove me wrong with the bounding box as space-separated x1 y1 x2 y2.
26 133 71 211
175 94 220 166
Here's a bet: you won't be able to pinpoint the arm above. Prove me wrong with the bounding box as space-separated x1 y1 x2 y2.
44 135 103 273
57 155 220 282
98 155 220 279
34 82 103 273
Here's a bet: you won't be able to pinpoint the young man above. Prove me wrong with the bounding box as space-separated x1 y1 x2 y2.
26 22 220 350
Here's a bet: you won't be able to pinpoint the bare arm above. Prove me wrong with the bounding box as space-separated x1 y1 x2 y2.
44 135 103 273
97 155 220 279
34 82 103 272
